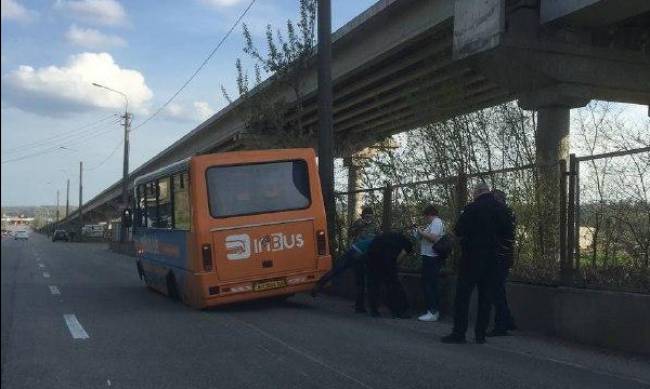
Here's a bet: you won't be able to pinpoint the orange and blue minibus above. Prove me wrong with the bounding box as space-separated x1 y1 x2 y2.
132 148 332 308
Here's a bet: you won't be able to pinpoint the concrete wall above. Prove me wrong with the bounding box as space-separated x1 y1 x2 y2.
327 270 650 355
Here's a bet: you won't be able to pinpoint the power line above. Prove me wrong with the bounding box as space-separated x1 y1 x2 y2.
86 139 124 171
1 121 121 164
132 0 257 132
2 114 117 154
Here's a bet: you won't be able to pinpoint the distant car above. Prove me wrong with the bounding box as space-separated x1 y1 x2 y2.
52 230 69 242
14 230 29 240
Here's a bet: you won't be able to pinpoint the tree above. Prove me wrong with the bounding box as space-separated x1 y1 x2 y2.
223 0 317 149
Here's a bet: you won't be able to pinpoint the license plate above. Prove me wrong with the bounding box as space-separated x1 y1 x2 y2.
253 278 287 292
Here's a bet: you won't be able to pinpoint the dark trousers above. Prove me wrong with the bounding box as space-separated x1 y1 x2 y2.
367 267 409 316
452 262 496 338
421 255 441 313
492 262 515 331
316 249 366 309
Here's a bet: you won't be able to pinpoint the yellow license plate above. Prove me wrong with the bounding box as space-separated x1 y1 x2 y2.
253 279 287 292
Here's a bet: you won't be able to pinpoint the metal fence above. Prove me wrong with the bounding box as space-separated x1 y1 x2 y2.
334 147 650 294
566 147 650 293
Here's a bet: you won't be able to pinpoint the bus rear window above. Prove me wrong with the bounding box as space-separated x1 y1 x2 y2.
206 160 311 218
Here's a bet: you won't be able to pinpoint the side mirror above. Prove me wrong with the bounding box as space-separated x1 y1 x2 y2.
122 208 133 228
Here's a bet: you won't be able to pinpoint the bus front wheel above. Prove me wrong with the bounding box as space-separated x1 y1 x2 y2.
166 272 179 300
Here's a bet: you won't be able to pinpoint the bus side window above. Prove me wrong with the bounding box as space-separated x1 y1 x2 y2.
157 177 172 229
173 173 191 230
145 182 157 228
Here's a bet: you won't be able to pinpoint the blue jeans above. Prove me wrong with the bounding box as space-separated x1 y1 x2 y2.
421 255 441 312
316 248 367 309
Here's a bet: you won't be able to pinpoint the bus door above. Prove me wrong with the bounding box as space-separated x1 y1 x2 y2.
205 160 319 282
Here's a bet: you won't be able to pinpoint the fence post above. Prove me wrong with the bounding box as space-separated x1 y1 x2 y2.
567 154 577 282
574 158 581 277
382 182 392 233
559 159 569 284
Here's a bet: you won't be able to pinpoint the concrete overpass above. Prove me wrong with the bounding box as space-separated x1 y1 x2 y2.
57 0 650 228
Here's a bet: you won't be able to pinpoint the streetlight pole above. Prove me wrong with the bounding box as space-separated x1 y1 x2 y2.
59 169 70 219
92 82 131 243
318 0 335 253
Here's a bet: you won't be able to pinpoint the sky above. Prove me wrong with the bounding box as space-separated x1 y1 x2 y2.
1 0 648 207
1 0 377 206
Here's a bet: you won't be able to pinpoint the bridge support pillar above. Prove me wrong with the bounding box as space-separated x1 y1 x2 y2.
520 91 589 264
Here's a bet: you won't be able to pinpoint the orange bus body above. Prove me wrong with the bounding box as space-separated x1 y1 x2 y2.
133 149 332 308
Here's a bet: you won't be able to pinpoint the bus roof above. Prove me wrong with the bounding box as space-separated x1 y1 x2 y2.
133 157 190 186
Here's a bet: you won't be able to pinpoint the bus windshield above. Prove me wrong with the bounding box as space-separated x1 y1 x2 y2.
206 160 311 218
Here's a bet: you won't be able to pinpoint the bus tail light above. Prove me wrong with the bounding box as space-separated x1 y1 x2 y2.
316 230 327 256
202 244 213 271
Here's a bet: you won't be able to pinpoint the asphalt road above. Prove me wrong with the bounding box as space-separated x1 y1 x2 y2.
2 233 649 389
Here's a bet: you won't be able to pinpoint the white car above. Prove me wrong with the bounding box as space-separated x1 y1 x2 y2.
14 230 29 240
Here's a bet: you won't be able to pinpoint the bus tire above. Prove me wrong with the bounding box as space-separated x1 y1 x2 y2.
136 260 144 280
270 294 294 303
166 272 179 300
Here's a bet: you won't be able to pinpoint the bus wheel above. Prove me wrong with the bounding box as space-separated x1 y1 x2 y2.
166 272 179 300
270 294 294 303
136 260 144 280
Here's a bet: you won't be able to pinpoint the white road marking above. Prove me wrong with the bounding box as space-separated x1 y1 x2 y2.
107 379 111 386
63 314 89 339
49 285 61 295
43 272 50 278
38 263 45 268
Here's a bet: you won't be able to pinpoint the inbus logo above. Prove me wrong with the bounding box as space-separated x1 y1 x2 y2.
225 232 305 260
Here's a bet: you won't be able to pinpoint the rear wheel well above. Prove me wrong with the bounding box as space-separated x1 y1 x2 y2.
136 260 144 280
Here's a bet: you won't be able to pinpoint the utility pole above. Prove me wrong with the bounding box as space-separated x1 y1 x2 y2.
318 0 335 253
56 190 60 221
92 82 130 243
79 161 83 241
65 179 70 218
121 110 131 243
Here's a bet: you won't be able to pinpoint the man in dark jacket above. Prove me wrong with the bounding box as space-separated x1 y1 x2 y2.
366 231 414 319
488 189 517 336
442 183 513 344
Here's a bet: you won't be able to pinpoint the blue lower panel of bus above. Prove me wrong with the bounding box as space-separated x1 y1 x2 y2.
134 228 191 296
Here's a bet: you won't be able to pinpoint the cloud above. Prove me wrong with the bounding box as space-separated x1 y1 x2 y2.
200 0 246 8
65 25 126 48
1 0 37 22
2 52 153 116
162 101 215 122
194 101 215 120
54 0 126 26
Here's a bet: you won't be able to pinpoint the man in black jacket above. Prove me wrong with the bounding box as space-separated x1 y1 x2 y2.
488 189 517 336
366 231 414 318
442 183 513 344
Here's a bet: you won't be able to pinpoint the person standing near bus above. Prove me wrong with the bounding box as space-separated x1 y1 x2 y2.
347 206 379 313
488 189 517 336
442 182 512 344
366 231 413 318
414 205 445 322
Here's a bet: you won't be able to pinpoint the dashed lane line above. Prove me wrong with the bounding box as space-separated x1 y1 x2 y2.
63 314 90 339
49 285 61 295
38 263 45 268
42 272 50 278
